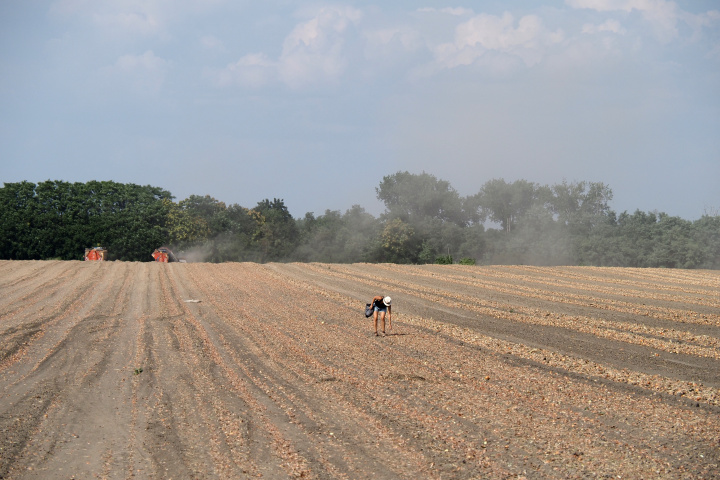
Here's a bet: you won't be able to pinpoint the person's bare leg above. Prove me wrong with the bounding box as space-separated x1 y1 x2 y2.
373 310 378 335
381 311 386 335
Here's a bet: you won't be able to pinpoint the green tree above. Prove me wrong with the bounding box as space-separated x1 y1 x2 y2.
376 171 468 226
378 218 418 263
214 203 261 261
376 171 472 263
295 210 344 262
0 181 172 261
165 199 211 248
549 180 613 235
693 215 720 269
418 240 436 264
472 179 538 233
0 181 38 259
338 205 381 262
294 208 379 263
178 195 229 236
100 183 172 261
251 198 299 261
456 223 486 264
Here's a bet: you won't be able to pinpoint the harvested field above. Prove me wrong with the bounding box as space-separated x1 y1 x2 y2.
0 260 719 479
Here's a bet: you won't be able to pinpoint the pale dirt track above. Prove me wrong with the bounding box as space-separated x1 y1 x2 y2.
0 260 719 479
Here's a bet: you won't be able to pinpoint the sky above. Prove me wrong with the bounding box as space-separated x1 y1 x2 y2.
1 0 719 221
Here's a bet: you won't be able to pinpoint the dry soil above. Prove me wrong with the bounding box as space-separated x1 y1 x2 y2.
0 261 718 479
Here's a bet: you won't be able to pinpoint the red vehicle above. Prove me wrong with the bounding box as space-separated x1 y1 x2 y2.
84 247 107 261
151 247 178 263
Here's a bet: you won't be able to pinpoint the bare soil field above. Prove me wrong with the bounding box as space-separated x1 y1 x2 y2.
1 260 719 479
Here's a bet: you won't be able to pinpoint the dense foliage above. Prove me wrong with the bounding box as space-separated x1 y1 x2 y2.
0 181 171 261
0 176 718 268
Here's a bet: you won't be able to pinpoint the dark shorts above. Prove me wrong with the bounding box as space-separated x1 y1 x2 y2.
374 306 387 313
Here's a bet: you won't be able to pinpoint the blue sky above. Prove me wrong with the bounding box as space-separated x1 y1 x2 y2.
1 0 718 220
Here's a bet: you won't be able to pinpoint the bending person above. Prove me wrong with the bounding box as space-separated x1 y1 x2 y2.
370 295 392 336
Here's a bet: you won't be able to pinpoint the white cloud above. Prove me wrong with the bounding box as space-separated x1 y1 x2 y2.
50 0 166 36
582 19 627 34
696 10 720 59
565 0 669 12
212 53 276 88
681 9 720 45
365 27 421 50
277 6 363 88
417 7 474 17
214 6 363 89
113 50 167 72
49 0 96 16
92 11 161 36
49 0 228 41
200 35 225 51
433 12 564 69
566 0 679 42
100 50 170 93
363 26 423 62
206 2 715 91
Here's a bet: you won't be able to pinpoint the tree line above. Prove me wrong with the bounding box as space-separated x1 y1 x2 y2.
0 175 718 268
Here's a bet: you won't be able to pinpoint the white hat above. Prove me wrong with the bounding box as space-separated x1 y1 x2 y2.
383 296 392 306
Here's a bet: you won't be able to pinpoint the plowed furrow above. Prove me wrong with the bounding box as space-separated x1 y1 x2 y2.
500 265 719 294
2 261 718 479
0 260 62 292
287 263 720 357
179 264 720 478
177 265 426 478
0 262 142 477
0 261 100 331
348 264 720 322
264 263 720 403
